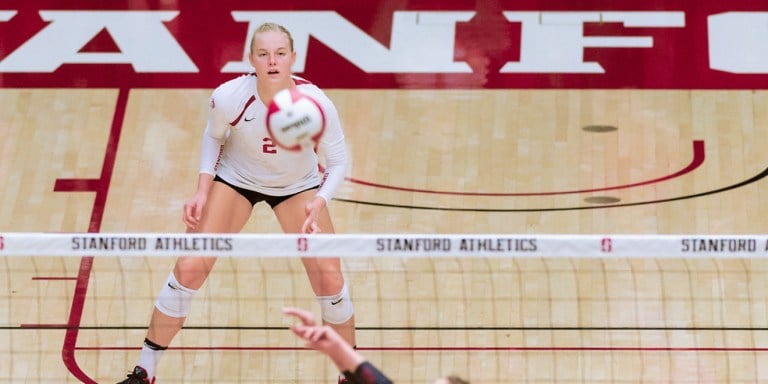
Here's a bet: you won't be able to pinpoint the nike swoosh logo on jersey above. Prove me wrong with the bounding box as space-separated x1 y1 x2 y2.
331 298 343 305
244 116 256 122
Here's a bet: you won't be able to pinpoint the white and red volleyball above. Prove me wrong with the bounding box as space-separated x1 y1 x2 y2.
266 88 326 151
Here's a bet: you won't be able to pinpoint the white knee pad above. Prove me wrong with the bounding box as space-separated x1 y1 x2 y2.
317 283 354 324
155 272 197 318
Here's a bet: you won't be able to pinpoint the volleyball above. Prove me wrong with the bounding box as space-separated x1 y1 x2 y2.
266 88 326 151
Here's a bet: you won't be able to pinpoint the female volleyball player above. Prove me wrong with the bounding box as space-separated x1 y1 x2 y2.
118 22 355 384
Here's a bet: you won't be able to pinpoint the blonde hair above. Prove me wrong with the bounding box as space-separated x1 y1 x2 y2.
250 22 294 52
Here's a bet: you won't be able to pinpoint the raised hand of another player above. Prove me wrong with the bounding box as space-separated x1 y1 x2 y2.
283 307 343 352
284 306 366 375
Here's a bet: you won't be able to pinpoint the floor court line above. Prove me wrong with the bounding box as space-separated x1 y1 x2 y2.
344 140 705 196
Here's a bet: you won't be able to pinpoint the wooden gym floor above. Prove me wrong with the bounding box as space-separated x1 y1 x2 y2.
1 89 768 383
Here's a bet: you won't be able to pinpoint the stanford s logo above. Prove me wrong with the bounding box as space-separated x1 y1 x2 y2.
297 237 308 252
601 237 613 253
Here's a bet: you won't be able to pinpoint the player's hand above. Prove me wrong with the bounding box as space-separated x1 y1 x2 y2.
284 306 366 373
283 306 317 326
301 197 325 234
283 307 343 351
182 193 207 230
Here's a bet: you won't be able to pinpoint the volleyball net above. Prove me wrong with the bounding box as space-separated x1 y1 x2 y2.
2 232 766 257
3 232 768 383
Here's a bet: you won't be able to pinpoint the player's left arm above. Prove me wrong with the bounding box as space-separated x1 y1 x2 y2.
314 97 347 204
302 96 347 234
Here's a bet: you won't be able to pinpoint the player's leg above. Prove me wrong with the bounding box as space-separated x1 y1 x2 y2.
118 182 253 384
272 189 357 347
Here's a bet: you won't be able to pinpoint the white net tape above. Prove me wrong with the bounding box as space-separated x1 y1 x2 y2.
1 232 766 258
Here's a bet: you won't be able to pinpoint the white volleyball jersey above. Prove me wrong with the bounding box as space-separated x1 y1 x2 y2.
199 74 347 201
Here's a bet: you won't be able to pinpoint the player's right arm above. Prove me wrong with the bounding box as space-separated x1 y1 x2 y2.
183 173 214 230
183 90 230 230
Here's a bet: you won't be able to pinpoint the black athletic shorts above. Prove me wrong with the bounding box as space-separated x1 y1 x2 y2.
214 175 318 208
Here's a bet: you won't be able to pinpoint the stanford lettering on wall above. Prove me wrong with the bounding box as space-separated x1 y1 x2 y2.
0 0 766 89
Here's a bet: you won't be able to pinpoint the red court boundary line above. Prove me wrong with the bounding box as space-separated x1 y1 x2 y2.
62 257 95 383
55 87 129 384
74 346 768 352
343 140 705 196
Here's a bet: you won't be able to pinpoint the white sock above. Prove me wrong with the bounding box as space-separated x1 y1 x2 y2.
138 338 167 378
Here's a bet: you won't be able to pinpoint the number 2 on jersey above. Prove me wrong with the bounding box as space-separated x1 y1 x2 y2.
262 137 277 154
